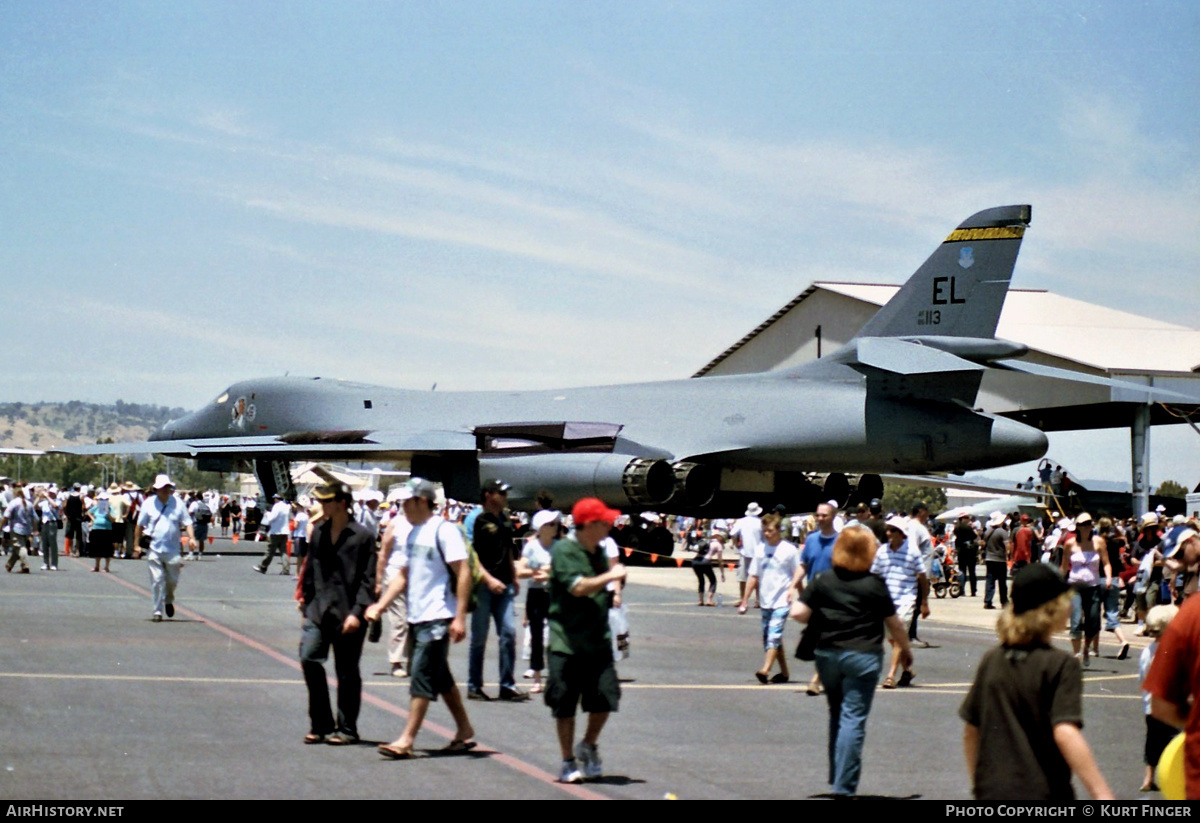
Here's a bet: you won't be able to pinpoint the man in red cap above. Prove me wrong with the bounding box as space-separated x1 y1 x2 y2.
546 497 627 783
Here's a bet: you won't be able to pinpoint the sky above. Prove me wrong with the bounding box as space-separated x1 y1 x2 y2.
2 1 1198 490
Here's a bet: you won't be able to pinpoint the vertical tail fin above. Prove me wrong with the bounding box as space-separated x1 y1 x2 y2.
853 205 1031 340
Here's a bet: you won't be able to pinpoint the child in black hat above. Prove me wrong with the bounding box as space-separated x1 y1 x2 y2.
960 563 1114 800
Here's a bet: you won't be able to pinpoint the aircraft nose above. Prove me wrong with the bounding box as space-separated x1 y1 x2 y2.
989 416 1048 463
149 409 202 442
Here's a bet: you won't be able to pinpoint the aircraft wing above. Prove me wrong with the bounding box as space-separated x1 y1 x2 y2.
879 473 1046 499
52 421 629 462
54 430 479 461
0 447 44 456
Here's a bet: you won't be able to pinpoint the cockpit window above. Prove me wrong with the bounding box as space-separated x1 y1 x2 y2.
215 392 229 405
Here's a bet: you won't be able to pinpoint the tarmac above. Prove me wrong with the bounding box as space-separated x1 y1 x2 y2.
0 536 1161 801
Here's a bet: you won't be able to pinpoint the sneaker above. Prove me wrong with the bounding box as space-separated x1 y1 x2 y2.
165 603 175 618
390 663 407 679
467 688 491 701
251 565 266 574
558 759 584 784
523 668 536 680
41 564 48 571
575 741 603 779
499 687 530 702
49 566 57 571
152 614 163 622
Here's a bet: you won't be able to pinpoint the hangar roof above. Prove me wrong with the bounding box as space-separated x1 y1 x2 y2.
815 283 1200 374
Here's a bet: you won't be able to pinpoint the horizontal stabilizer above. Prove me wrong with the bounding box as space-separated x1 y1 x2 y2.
844 337 984 404
852 337 985 376
993 360 1196 404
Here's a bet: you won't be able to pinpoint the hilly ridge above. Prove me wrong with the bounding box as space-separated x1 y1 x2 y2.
0 400 189 450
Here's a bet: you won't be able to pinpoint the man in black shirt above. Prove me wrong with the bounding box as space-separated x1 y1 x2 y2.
954 514 980 597
468 479 529 702
63 484 86 558
299 482 377 745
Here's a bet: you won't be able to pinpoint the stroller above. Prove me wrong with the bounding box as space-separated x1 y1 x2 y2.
930 542 962 598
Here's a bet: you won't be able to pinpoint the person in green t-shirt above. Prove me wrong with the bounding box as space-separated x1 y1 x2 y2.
546 497 627 784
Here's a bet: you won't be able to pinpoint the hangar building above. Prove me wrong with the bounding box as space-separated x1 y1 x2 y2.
695 283 1200 514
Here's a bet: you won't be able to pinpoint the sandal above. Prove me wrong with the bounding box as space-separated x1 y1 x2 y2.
881 676 896 689
442 739 478 753
378 743 415 760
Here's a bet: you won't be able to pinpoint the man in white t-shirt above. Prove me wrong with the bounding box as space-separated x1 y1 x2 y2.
253 494 293 575
737 513 801 684
731 503 764 606
367 478 475 758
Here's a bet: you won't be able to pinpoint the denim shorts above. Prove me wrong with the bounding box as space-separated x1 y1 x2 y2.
761 606 789 650
408 620 454 700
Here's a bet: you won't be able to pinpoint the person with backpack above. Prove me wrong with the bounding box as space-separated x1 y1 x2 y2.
188 492 213 561
366 478 475 759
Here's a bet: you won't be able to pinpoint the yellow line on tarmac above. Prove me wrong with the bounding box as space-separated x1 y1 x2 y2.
0 672 302 686
850 688 1139 701
919 672 1138 689
1 592 141 600
0 591 289 605
0 673 1142 699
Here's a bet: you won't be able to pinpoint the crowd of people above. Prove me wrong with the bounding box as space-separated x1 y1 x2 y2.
299 477 626 785
661 496 1200 799
4 469 1198 800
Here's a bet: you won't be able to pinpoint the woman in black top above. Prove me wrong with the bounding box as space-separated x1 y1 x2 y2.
790 525 912 797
